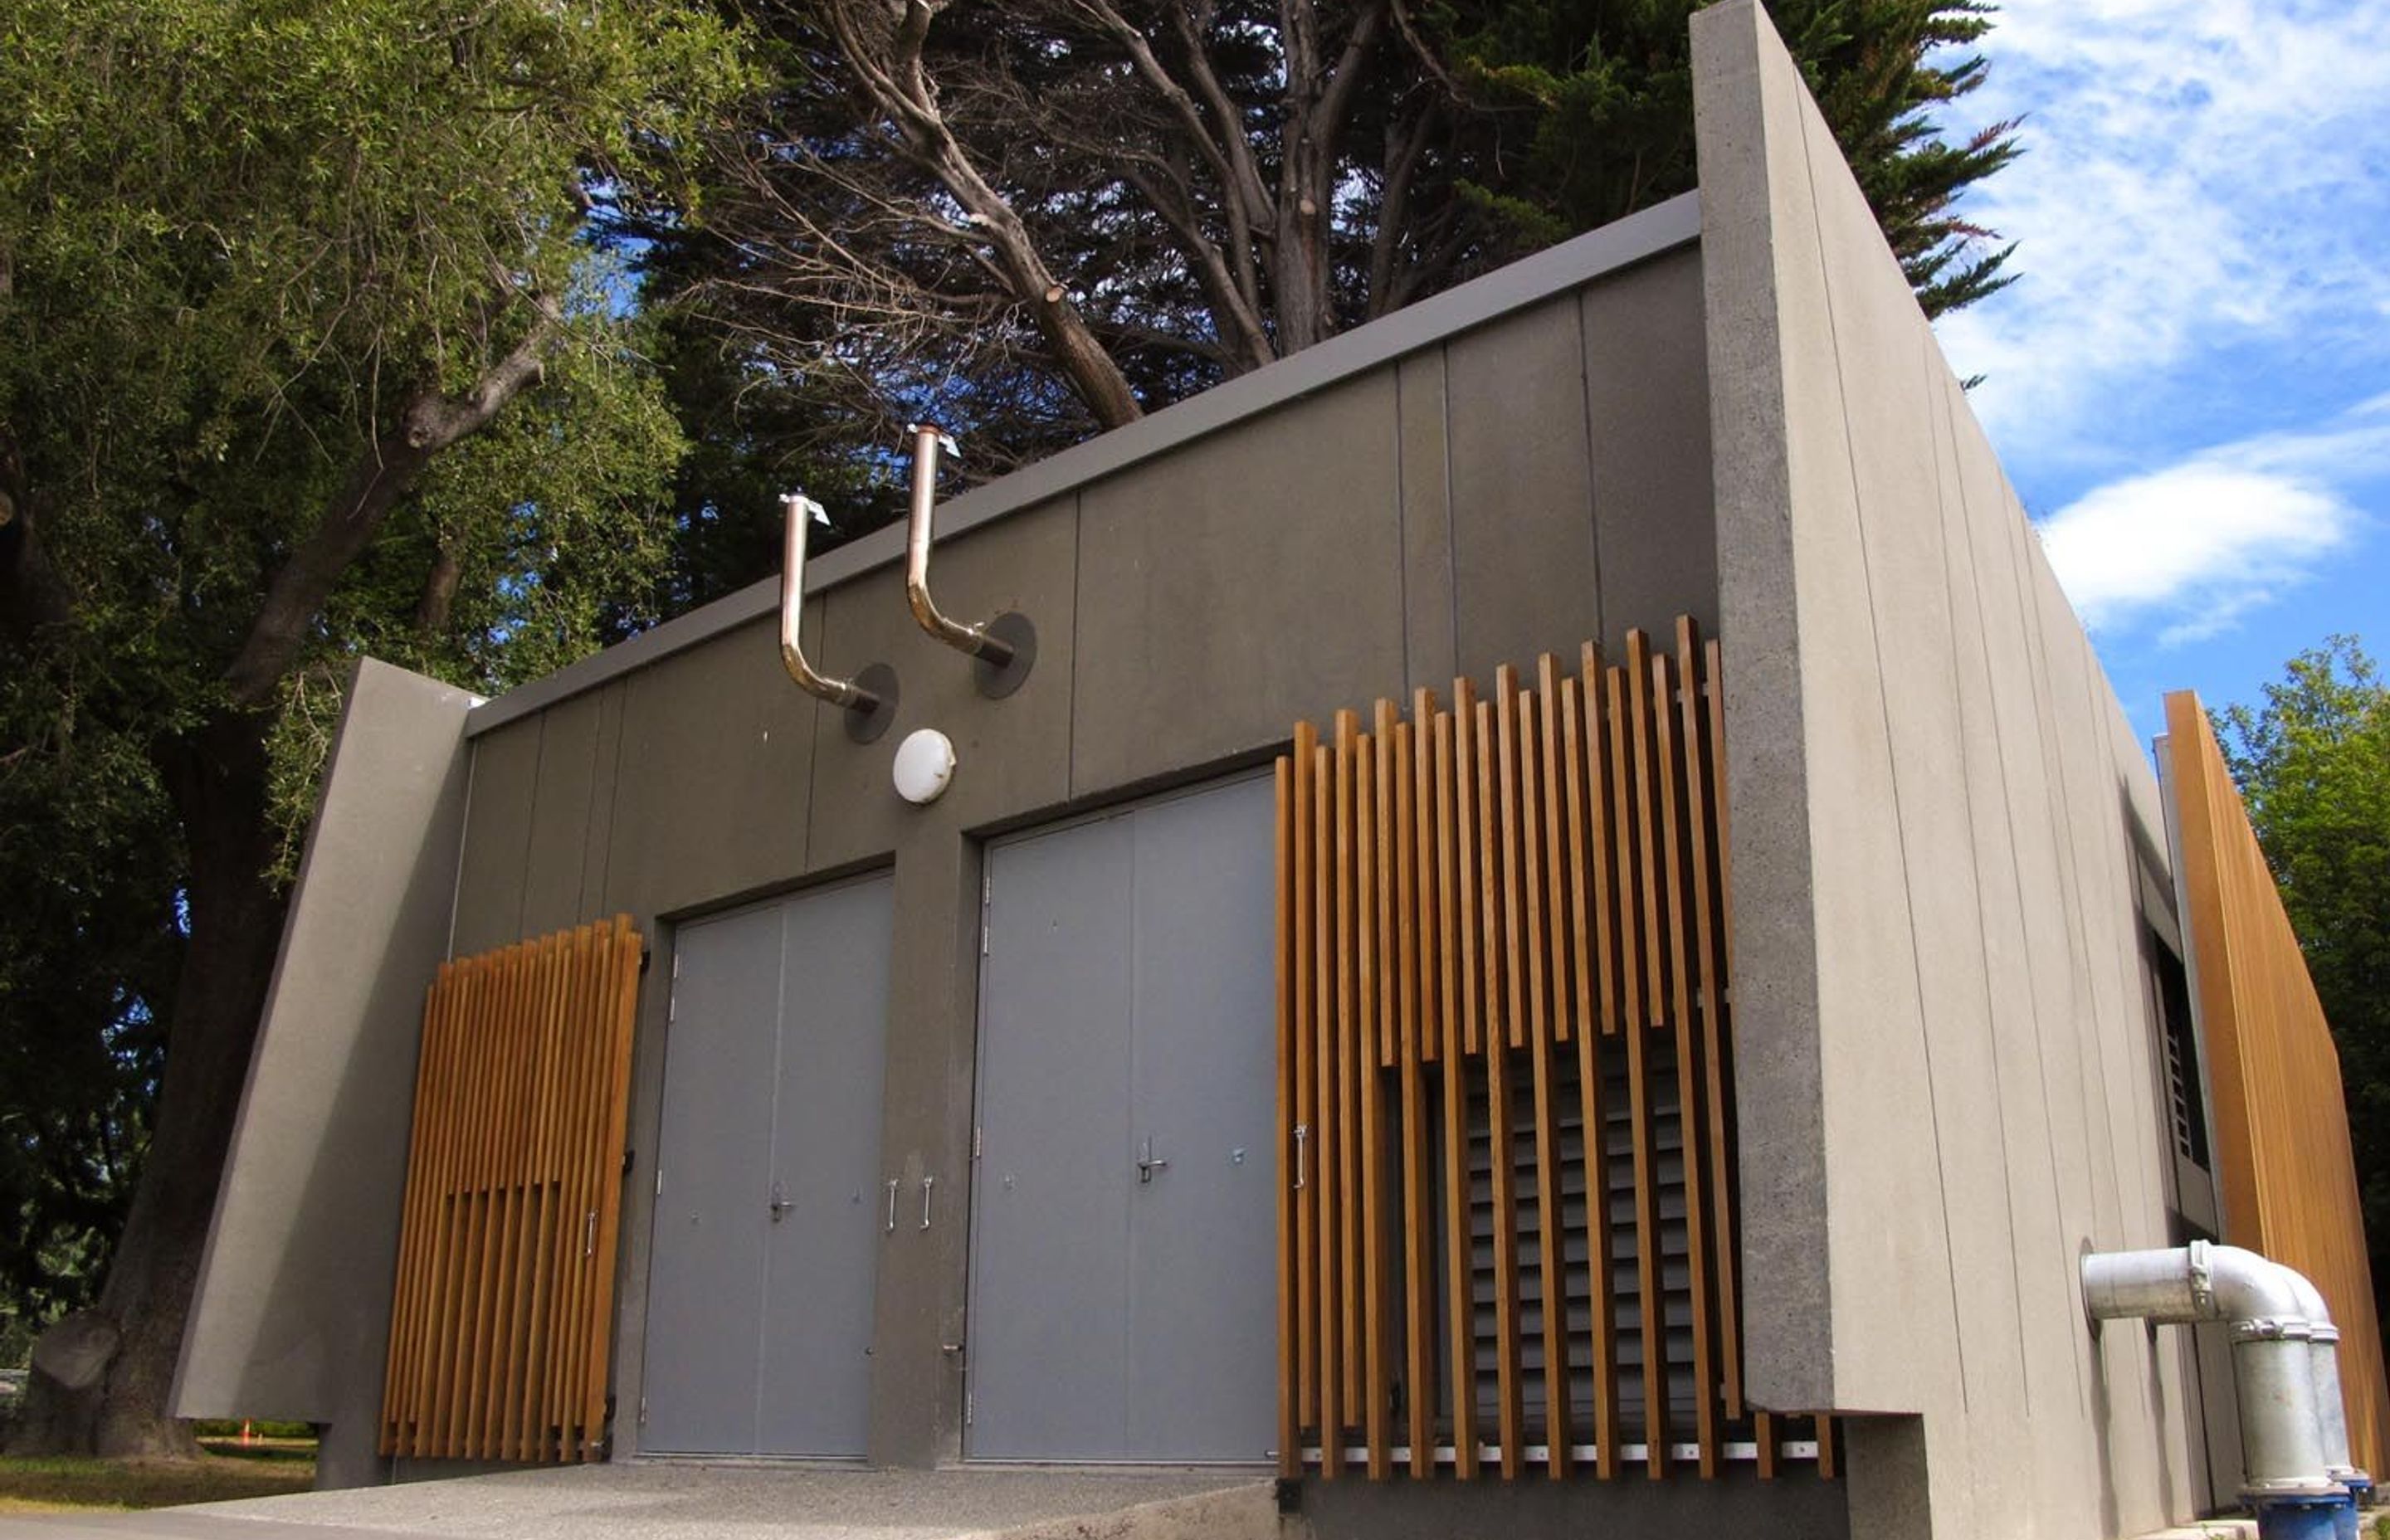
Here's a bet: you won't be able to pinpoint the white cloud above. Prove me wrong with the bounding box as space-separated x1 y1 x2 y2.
2036 395 2390 641
1930 0 2390 457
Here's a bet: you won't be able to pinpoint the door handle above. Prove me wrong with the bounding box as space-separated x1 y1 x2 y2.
919 1174 935 1231
885 1178 899 1234
1138 1137 1170 1184
768 1181 792 1222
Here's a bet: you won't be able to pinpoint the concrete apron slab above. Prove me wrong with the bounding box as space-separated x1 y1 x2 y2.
0 1464 1282 1540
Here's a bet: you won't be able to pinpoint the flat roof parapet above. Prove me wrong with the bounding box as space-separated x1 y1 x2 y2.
466 192 1702 738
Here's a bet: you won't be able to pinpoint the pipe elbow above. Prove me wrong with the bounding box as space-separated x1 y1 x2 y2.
2277 1265 2337 1339
905 578 942 636
2207 1244 2310 1328
776 636 823 696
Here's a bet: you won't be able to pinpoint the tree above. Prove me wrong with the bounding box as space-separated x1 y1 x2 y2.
0 0 743 1453
655 0 2017 493
2219 636 2390 1330
1449 0 2020 316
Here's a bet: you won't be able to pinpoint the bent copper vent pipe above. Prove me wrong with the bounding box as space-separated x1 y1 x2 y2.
904 425 1035 697
780 493 896 743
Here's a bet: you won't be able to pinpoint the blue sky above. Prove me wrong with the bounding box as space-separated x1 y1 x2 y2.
1929 0 2390 739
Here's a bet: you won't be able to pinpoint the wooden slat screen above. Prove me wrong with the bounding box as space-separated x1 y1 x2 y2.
2163 691 2390 1476
378 915 643 1463
1275 623 1837 1480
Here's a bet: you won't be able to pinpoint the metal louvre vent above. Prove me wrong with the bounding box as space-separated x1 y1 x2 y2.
2147 931 2209 1170
1463 1034 1694 1430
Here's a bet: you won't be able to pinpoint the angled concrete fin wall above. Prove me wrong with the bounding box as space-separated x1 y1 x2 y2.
1694 3 2201 1535
172 659 478 1487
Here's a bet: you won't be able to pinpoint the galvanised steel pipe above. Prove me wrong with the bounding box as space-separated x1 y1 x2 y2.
2279 1269 2370 1494
2083 1241 2348 1538
902 425 1015 669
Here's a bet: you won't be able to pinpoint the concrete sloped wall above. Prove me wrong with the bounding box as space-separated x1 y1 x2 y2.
1694 3 2205 1536
170 659 478 1487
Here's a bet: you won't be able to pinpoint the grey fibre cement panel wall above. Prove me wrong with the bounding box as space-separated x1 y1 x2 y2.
173 661 477 1447
460 192 1705 741
294 214 1717 1480
1071 370 1407 792
1694 3 2197 1537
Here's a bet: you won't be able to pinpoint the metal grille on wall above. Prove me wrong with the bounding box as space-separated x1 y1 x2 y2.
1273 621 1837 1480
2164 692 2390 1477
378 915 643 1463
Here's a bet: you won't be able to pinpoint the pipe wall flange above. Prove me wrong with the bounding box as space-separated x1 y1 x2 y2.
973 611 1036 699
843 662 900 743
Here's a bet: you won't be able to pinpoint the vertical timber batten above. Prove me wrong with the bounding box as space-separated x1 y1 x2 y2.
379 915 643 1464
2164 691 2390 1477
1273 627 1838 1479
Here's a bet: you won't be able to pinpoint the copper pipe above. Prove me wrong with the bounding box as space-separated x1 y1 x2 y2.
904 426 1016 668
779 493 879 714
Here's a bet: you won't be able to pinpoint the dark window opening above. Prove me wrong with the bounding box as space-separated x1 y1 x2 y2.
2149 929 2210 1171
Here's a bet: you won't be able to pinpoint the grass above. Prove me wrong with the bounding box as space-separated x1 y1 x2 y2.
0 1448 315 1514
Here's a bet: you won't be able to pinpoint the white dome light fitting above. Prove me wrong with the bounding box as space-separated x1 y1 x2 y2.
892 728 957 805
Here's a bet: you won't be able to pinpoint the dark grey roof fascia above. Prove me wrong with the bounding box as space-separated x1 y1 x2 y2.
466 190 1701 738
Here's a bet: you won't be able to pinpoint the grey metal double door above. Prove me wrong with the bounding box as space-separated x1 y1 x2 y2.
642 875 892 1457
968 773 1277 1463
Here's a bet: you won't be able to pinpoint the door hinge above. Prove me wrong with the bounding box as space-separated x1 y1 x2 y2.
965 1389 975 1426
980 875 992 956
672 951 681 979
638 1396 648 1426
655 1167 664 1197
972 1124 982 1162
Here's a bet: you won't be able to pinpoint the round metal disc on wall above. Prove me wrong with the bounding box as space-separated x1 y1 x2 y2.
975 612 1037 699
845 662 900 744
892 728 957 805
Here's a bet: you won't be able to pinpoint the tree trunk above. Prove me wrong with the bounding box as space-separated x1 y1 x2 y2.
7 713 287 1458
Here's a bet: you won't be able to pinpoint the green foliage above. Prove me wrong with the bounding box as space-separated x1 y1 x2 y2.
0 0 745 1355
0 0 743 704
1443 0 2020 316
0 683 172 1329
2219 636 2390 1323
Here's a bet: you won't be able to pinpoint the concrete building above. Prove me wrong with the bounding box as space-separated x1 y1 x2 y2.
170 6 2383 1537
